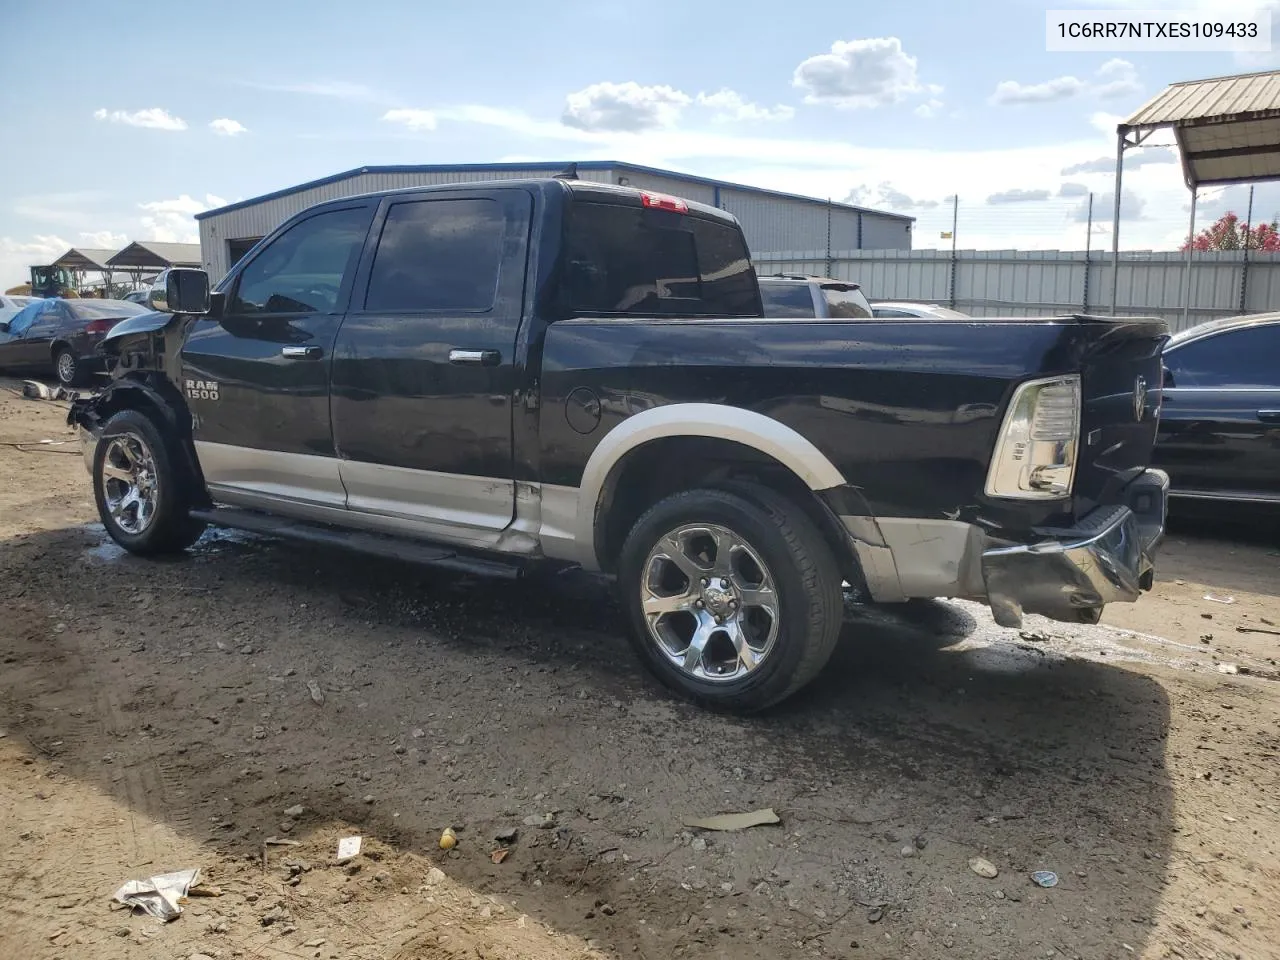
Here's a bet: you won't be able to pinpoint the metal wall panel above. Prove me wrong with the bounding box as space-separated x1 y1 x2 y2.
786 248 1280 331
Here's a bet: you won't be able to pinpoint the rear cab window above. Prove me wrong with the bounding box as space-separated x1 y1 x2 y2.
562 200 760 317
759 282 818 318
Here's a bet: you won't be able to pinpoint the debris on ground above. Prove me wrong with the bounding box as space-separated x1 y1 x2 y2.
439 827 457 850
968 857 999 879
1203 594 1236 605
283 804 304 818
263 837 300 847
336 836 361 861
1237 625 1280 637
1030 870 1059 888
682 808 780 831
1218 663 1240 675
494 826 519 844
490 848 510 864
113 868 202 921
307 680 324 705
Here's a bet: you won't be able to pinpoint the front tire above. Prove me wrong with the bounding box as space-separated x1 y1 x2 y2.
93 409 206 555
617 485 843 712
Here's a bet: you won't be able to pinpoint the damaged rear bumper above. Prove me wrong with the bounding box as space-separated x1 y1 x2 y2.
833 469 1169 629
982 470 1168 627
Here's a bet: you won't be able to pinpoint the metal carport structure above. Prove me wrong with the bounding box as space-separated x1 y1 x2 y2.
105 241 202 289
1114 69 1280 322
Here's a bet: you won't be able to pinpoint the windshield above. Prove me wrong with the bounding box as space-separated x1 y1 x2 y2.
67 300 149 320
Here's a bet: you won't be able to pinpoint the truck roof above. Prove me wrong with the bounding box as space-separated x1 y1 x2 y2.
296 177 742 227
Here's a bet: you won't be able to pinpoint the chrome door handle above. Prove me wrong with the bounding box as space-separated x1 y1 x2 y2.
448 348 501 366
281 345 322 359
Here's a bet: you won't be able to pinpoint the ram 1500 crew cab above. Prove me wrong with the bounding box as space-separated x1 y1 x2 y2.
70 177 1169 711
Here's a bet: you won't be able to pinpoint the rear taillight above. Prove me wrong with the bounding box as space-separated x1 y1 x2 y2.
85 318 119 335
985 376 1081 500
641 191 689 213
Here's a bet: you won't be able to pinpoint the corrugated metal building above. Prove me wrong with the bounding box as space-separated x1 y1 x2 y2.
194 161 914 282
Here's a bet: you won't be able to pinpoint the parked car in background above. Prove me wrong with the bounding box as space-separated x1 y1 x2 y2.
758 275 873 318
871 301 970 319
0 293 37 325
122 290 151 305
0 297 148 385
1153 312 1280 514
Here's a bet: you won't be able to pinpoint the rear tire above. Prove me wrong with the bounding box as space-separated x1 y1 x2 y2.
54 347 83 387
93 409 207 555
617 485 843 713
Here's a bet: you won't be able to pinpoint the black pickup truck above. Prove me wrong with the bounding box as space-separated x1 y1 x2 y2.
70 177 1170 711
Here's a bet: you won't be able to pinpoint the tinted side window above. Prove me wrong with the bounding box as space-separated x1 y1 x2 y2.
366 199 505 312
233 207 370 315
564 203 759 317
873 308 914 318
1166 325 1280 389
759 283 817 318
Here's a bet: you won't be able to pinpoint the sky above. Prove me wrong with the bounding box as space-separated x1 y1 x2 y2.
3 0 1280 288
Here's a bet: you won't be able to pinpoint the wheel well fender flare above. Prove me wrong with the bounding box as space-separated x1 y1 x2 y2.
573 403 846 570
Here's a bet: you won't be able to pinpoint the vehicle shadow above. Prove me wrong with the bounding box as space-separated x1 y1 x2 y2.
0 524 1174 960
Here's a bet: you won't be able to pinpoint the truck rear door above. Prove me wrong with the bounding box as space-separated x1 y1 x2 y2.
330 187 533 541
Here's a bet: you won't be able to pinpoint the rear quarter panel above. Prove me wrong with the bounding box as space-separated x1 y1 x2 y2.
539 317 1113 532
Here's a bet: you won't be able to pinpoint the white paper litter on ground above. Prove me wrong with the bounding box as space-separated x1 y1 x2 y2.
113 868 201 921
337 836 362 861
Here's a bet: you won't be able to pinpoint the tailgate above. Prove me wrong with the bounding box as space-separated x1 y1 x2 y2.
1072 317 1168 516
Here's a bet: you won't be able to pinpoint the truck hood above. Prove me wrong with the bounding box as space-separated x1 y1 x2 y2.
100 310 178 350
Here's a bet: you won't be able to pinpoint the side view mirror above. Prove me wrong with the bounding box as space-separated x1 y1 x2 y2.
148 267 211 315
1162 366 1174 388
0 321 9 333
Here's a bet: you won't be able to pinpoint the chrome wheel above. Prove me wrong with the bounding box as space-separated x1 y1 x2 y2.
101 434 159 535
56 351 75 383
640 523 780 682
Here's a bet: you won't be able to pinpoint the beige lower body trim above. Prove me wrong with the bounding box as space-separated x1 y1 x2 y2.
195 441 346 509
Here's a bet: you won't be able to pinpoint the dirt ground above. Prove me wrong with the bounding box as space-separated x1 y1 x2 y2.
2 379 1279 960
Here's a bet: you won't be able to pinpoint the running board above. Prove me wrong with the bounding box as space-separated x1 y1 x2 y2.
188 506 523 579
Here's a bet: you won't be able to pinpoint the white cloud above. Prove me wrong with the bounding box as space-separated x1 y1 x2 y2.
792 37 923 109
382 108 437 131
993 60 1142 106
78 230 128 249
987 188 1052 204
914 98 945 119
1094 59 1141 100
1089 111 1125 135
1062 145 1177 175
695 89 794 123
209 118 248 137
0 235 70 290
1071 189 1147 221
137 193 227 243
846 182 940 210
991 75 1086 105
1059 182 1091 197
93 107 187 131
562 81 691 132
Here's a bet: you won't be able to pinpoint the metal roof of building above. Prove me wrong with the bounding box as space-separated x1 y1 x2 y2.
50 247 120 271
1122 69 1280 186
106 241 202 269
194 161 917 223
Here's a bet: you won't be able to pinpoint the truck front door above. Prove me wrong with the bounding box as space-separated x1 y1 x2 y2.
180 202 374 513
330 188 533 545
